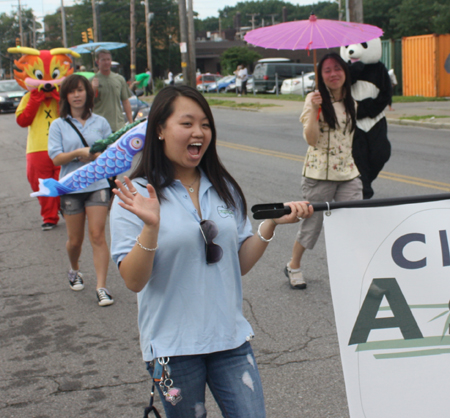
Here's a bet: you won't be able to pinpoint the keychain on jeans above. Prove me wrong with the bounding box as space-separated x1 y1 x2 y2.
155 357 182 406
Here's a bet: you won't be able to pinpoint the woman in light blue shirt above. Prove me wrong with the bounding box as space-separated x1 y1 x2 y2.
110 85 313 417
48 74 114 307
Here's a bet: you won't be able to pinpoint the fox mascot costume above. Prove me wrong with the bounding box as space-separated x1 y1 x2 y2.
8 46 80 230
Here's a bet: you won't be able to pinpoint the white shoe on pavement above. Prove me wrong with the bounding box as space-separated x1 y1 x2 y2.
284 262 307 289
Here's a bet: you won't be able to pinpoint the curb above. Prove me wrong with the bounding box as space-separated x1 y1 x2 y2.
387 118 450 130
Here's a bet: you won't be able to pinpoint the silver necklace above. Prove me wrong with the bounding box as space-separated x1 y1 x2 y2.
181 173 199 193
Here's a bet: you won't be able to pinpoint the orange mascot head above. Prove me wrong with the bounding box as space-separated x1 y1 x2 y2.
7 46 81 98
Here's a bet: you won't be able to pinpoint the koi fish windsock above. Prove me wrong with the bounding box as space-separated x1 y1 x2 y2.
31 120 147 198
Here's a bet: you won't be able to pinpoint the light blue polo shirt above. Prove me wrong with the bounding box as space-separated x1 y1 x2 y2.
48 114 112 194
110 171 254 361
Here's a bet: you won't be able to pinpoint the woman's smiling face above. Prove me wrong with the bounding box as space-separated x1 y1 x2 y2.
158 96 212 176
321 58 346 93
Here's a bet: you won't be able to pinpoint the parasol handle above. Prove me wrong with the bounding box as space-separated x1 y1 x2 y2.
312 49 321 120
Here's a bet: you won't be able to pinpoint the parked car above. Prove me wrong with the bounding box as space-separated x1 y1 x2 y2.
225 79 237 93
197 75 222 92
253 62 315 93
196 73 221 86
246 75 254 93
280 72 316 95
122 90 151 121
225 75 254 94
164 72 183 86
206 75 235 93
0 79 27 113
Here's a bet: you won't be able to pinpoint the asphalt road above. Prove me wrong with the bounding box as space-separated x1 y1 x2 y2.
1 109 449 418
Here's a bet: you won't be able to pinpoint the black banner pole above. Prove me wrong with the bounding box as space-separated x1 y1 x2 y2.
251 193 450 219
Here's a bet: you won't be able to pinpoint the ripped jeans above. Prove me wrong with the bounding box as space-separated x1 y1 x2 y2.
146 341 266 418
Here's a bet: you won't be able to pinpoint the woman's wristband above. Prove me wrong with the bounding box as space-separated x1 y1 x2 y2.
257 219 276 243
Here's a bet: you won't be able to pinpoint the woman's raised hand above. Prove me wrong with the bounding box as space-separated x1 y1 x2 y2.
113 176 160 228
274 201 313 225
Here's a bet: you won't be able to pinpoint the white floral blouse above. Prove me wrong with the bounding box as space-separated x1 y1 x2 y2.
300 93 359 181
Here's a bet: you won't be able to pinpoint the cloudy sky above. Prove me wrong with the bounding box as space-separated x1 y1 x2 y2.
0 0 313 19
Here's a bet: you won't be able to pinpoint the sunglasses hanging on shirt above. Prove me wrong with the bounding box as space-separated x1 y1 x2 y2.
199 220 223 264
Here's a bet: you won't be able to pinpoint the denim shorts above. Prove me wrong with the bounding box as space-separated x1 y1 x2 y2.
60 188 110 215
145 341 266 418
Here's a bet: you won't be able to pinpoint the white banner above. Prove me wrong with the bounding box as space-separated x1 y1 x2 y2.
324 199 450 418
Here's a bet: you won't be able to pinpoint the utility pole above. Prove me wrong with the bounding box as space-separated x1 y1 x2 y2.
348 0 363 22
187 0 196 88
130 0 136 80
267 13 277 25
247 13 259 30
143 0 153 75
177 0 189 85
18 0 23 46
336 0 342 21
32 14 36 47
61 0 67 47
91 0 98 42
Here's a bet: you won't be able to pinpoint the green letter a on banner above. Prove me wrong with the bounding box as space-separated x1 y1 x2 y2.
349 278 423 345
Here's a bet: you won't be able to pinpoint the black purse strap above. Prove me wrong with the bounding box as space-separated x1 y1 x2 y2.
65 118 89 147
143 383 161 418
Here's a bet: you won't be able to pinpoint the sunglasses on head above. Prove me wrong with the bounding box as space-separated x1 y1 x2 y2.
199 220 223 265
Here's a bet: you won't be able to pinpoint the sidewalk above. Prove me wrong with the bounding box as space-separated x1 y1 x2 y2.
207 95 450 129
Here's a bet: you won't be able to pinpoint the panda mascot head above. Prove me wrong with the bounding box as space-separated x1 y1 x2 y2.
340 38 382 65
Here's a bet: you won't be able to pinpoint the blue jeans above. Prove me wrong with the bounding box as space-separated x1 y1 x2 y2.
146 342 266 418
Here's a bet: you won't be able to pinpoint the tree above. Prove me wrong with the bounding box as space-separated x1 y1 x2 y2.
0 7 43 77
363 0 401 39
364 0 450 39
36 0 180 79
390 0 435 38
217 0 337 30
432 0 450 35
220 46 262 75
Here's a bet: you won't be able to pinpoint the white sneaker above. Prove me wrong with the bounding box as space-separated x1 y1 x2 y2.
284 262 307 289
96 288 114 307
68 270 84 291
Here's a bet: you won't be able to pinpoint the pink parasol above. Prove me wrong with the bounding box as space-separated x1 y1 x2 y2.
244 14 383 52
244 14 383 117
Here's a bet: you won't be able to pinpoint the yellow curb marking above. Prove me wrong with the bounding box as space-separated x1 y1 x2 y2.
217 140 450 192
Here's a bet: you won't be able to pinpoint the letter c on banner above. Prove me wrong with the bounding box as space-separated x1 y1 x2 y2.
391 233 426 269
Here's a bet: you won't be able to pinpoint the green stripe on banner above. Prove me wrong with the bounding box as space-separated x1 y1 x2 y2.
356 336 450 351
374 348 450 359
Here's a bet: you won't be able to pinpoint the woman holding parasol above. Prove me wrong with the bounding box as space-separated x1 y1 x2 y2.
285 52 362 289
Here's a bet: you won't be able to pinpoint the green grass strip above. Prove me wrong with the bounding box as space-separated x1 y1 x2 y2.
392 96 449 103
206 99 279 109
399 115 449 121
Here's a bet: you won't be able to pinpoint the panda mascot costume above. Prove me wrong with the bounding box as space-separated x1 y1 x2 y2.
341 38 392 199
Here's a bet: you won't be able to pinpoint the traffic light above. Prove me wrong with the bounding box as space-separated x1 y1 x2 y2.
81 31 88 43
87 28 94 41
15 37 20 46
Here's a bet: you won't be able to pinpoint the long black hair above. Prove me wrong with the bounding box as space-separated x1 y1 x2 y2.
129 85 247 215
316 52 356 132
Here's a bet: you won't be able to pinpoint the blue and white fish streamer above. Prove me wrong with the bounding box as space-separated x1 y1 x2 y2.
31 120 147 198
